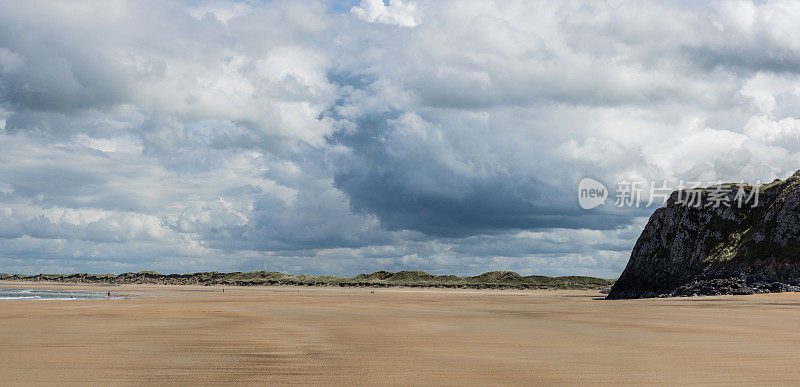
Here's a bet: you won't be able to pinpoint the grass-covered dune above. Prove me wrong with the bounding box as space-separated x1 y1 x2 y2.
0 270 614 290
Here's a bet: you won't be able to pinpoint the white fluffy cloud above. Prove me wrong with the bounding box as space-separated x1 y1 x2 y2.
1 0 800 277
351 0 419 27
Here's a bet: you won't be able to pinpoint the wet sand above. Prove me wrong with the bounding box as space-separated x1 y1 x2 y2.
2 281 800 385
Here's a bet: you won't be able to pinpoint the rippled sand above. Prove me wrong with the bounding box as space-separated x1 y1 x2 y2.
2 281 800 385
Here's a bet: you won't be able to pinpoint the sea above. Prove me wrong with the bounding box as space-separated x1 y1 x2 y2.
0 288 112 300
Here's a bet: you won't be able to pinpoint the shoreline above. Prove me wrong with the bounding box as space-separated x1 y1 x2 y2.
0 279 601 296
0 270 615 291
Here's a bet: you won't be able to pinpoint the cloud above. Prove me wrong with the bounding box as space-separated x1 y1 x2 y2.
2 0 800 276
350 0 419 27
329 111 639 236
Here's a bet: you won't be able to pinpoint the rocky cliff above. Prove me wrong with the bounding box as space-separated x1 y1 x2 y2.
608 171 800 298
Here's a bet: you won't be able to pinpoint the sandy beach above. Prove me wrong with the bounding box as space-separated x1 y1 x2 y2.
2 282 800 385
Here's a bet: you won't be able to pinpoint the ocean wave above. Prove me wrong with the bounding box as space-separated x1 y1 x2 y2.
0 296 42 300
0 288 109 300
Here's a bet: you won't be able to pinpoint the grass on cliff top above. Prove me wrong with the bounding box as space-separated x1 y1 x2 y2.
698 171 800 265
0 270 615 290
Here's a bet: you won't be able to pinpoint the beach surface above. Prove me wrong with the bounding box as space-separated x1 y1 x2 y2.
2 281 800 385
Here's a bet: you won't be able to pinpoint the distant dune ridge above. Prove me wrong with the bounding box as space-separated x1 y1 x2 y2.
609 171 800 299
0 270 613 290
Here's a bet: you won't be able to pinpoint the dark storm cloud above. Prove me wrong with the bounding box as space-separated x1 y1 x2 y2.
329 112 635 236
685 46 800 75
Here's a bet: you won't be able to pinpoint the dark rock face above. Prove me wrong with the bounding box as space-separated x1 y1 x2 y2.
608 172 800 299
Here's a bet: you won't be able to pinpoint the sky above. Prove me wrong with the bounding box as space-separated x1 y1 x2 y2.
1 0 800 277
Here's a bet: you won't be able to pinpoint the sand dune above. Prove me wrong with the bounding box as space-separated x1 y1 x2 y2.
2 281 800 385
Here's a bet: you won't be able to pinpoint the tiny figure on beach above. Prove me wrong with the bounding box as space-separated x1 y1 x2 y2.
222 288 224 293
107 291 111 299
370 290 374 294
